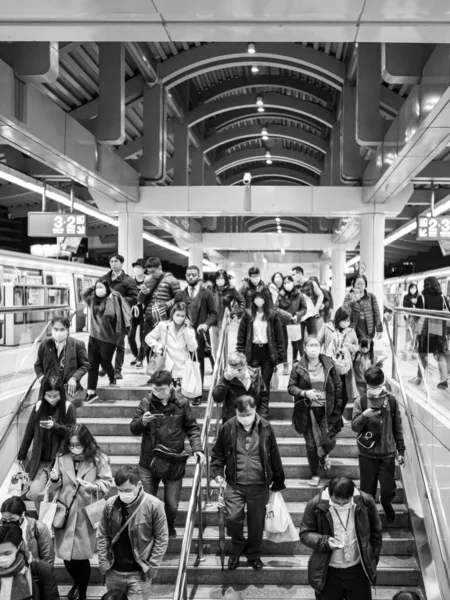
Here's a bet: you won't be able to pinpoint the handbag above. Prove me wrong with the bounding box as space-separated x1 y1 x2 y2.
38 485 59 532
150 444 190 481
181 352 202 398
83 489 106 530
53 482 81 530
7 470 30 497
64 384 87 409
270 368 279 391
146 322 169 376
286 323 302 342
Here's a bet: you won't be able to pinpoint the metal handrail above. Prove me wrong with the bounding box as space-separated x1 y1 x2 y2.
0 304 70 314
385 316 450 596
173 309 230 600
0 305 73 453
393 306 450 320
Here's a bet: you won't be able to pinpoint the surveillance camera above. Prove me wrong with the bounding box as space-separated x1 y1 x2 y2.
243 173 252 186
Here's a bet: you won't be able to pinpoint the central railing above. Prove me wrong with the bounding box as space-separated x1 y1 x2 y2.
173 308 230 600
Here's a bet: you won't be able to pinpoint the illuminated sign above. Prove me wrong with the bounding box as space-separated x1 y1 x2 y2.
416 216 450 241
28 212 87 238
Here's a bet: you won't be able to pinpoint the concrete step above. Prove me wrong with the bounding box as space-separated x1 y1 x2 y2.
94 387 296 403
54 554 420 586
96 435 360 458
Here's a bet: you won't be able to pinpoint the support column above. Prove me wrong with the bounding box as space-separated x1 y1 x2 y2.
331 247 346 309
189 246 203 277
96 42 125 145
356 43 383 146
320 262 331 288
359 213 386 309
141 82 166 181
118 213 143 275
173 120 189 186
190 149 205 185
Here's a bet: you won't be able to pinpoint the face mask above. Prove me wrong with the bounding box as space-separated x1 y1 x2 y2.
339 321 350 330
284 283 294 292
367 385 384 398
52 331 67 343
173 316 185 325
411 289 417 295
250 277 261 286
118 489 138 505
95 288 107 298
44 392 60 406
254 298 265 308
0 554 17 569
305 347 320 360
153 389 171 402
216 278 225 287
237 414 255 428
70 446 84 456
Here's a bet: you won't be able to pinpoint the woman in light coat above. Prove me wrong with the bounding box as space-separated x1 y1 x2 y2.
145 301 198 386
48 424 113 600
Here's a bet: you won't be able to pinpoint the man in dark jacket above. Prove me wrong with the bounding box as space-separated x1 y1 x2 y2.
211 395 285 571
239 266 268 308
213 351 269 423
103 253 138 379
129 370 204 538
300 476 382 600
174 265 218 404
34 315 89 397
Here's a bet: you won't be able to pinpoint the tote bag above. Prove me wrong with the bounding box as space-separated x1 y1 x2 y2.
83 490 106 530
286 323 302 342
38 485 59 532
181 352 202 398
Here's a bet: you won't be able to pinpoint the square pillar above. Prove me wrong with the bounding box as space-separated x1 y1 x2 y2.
173 121 189 186
142 82 166 180
360 213 385 309
331 247 346 309
320 261 331 289
189 246 203 278
190 149 205 185
118 212 143 275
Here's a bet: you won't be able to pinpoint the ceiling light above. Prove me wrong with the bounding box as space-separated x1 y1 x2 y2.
251 65 259 73
261 126 269 140
248 43 256 54
265 151 272 159
275 217 280 223
281 248 285 255
262 134 269 141
256 96 264 106
266 159 273 165
257 107 265 113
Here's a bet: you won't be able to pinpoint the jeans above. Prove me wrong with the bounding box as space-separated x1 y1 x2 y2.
225 483 269 560
64 559 91 600
303 407 336 477
315 563 372 600
129 315 145 361
359 454 396 510
250 344 274 396
87 337 116 390
27 461 52 512
139 465 183 526
105 569 151 600
114 334 126 374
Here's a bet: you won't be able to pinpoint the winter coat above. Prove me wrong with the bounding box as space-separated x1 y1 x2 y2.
97 489 168 579
130 389 202 470
211 415 286 491
276 287 308 322
403 292 420 309
213 286 244 323
34 337 89 386
103 269 138 306
23 516 55 565
239 279 268 308
82 288 131 344
145 320 198 378
138 272 181 323
352 390 405 458
48 452 113 561
416 293 446 347
213 366 269 423
288 355 343 437
17 402 77 480
30 558 60 600
349 291 383 339
300 485 383 593
236 310 285 366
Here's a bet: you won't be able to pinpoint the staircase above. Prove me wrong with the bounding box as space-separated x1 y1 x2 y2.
49 368 422 600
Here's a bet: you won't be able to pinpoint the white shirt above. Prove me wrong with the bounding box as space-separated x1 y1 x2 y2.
329 501 360 568
253 313 268 344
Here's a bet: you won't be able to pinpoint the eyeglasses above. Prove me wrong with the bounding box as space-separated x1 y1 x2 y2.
68 443 83 449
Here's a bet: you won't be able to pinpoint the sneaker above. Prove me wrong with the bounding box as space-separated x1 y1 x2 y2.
84 392 98 404
409 377 422 386
168 525 177 538
99 370 106 377
283 362 289 376
308 476 321 487
108 379 117 386
67 583 79 600
135 360 143 368
323 455 332 470
384 503 396 524
192 397 202 406
437 380 448 389
130 358 138 366
115 371 123 380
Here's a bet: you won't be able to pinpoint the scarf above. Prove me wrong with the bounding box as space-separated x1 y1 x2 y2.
0 552 32 600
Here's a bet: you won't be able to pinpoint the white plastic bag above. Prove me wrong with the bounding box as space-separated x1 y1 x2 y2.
265 518 299 543
264 491 289 534
181 355 202 399
286 324 302 342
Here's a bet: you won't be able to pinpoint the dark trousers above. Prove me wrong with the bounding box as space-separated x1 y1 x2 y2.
282 326 301 363
225 483 269 560
87 337 116 390
303 406 336 476
128 315 145 361
315 563 372 600
139 465 183 526
359 454 396 510
250 343 274 394
64 559 91 600
114 334 125 374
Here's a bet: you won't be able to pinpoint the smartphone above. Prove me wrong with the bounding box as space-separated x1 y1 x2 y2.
153 414 165 420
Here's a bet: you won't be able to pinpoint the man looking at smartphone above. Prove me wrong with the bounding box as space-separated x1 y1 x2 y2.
300 476 382 600
129 370 204 539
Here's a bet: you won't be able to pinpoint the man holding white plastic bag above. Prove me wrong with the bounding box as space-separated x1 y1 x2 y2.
211 395 285 571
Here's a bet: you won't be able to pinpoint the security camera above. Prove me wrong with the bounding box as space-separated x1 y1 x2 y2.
243 173 252 186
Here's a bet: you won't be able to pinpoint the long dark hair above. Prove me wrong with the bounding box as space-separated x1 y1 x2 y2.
357 337 374 361
407 283 418 297
334 306 351 331
93 278 112 315
250 288 272 319
37 374 69 425
271 272 284 288
213 269 231 291
60 424 103 465
423 276 441 296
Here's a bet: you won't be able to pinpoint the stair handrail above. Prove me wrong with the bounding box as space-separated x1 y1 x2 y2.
385 314 450 595
173 308 230 600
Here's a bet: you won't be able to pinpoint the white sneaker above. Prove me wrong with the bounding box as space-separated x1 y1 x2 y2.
324 456 332 470
308 476 321 487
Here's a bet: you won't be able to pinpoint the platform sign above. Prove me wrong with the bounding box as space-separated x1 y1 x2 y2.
28 212 87 238
416 216 450 241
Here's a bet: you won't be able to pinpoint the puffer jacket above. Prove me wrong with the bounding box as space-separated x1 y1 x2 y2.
349 291 383 338
130 389 202 469
138 272 181 322
97 489 168 579
103 270 138 306
300 485 382 593
213 286 245 323
24 516 55 565
236 310 285 365
239 279 268 308
213 366 269 423
211 415 285 491
288 355 343 436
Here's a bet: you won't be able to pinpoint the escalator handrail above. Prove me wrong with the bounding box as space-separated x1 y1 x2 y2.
393 306 450 320
0 304 70 314
384 316 450 593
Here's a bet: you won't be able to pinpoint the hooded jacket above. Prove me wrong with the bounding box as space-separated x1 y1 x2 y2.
211 415 285 491
300 485 383 592
212 365 269 423
237 309 285 366
103 269 138 306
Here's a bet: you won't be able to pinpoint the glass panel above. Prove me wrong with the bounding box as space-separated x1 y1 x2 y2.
26 287 46 323
13 287 24 325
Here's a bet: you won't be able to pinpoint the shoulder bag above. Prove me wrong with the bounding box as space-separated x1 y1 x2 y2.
110 493 147 547
146 322 169 377
53 481 81 530
150 444 190 481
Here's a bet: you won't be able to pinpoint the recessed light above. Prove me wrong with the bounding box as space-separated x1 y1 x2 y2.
248 43 256 54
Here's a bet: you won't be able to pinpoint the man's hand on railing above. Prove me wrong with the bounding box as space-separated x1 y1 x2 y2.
194 451 206 464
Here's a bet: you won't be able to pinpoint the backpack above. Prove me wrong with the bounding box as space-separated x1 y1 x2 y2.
357 394 396 450
331 331 352 375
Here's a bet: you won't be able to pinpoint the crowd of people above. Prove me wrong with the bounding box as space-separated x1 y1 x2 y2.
3 256 419 600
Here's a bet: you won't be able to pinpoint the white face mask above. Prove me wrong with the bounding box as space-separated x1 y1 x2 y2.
118 488 139 505
216 278 225 287
95 288 107 298
70 447 84 456
0 553 17 569
44 392 60 406
339 320 350 330
52 330 67 343
153 389 171 402
237 413 256 428
305 347 320 360
173 315 185 325
367 385 384 398
250 276 261 286
254 298 265 308
284 283 294 292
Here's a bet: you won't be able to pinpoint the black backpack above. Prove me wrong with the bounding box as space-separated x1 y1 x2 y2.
357 394 396 450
